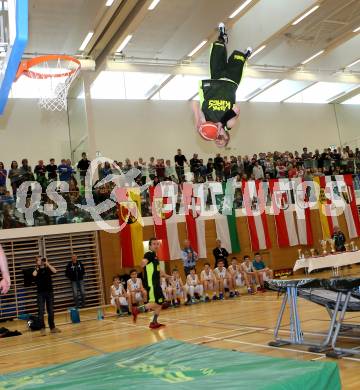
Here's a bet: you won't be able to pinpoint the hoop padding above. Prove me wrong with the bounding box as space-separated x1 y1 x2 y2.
16 55 81 111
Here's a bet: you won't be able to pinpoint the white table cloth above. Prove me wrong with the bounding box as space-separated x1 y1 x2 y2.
293 251 360 273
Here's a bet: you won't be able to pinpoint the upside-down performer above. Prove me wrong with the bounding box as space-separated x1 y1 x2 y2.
192 23 252 147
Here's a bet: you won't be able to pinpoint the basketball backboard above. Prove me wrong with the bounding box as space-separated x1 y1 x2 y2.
0 0 28 114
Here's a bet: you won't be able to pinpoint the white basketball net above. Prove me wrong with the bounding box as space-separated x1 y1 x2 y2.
26 58 80 111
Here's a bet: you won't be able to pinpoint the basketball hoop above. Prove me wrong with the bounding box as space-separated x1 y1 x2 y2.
16 55 81 111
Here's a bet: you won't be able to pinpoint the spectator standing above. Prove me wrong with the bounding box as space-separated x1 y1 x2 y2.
190 153 201 182
0 162 7 189
206 158 214 181
77 153 90 185
165 160 177 182
332 226 346 252
252 161 264 180
58 159 73 182
214 153 224 180
174 149 188 183
65 254 86 308
181 239 198 275
46 159 58 182
32 256 60 335
213 239 229 268
8 161 21 197
155 159 165 180
100 161 112 179
19 159 33 183
34 160 47 190
148 157 156 180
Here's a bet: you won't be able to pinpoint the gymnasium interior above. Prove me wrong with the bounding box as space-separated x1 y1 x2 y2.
1 0 360 389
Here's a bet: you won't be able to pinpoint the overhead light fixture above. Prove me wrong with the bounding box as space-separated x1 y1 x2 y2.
148 0 161 10
292 5 320 25
250 45 266 58
347 58 360 68
188 40 208 57
116 35 133 53
301 50 324 65
229 0 253 19
353 26 360 33
105 0 115 6
79 32 94 51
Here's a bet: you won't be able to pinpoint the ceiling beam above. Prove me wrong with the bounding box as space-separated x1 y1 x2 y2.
279 81 317 103
247 80 282 101
105 60 360 84
328 85 360 103
146 75 175 100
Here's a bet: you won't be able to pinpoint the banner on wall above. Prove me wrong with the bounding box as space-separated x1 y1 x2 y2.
293 177 313 246
313 176 339 239
181 182 207 258
116 187 144 267
334 175 360 238
242 180 271 251
268 179 299 247
149 184 181 261
214 182 240 253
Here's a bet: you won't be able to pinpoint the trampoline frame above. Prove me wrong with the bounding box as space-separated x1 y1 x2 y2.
268 279 360 358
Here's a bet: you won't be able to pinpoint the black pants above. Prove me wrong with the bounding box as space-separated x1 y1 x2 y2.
37 291 55 329
210 41 246 85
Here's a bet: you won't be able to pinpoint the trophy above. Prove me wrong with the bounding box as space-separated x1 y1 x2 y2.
310 248 315 257
329 239 335 253
345 243 349 252
320 240 327 255
298 249 302 259
350 241 355 251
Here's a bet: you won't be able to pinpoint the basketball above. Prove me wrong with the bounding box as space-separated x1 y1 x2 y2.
198 122 218 141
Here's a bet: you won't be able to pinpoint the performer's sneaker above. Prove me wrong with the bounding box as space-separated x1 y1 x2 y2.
131 306 139 323
245 47 253 59
218 22 228 44
149 322 166 329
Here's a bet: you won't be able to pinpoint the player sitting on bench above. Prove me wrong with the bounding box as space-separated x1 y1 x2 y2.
170 268 185 306
228 256 253 295
185 267 204 304
214 260 235 299
200 262 218 301
127 269 147 310
241 255 261 292
253 253 274 291
110 275 129 315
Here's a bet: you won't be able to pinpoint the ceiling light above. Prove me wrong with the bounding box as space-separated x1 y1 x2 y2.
148 0 161 10
292 5 320 25
188 40 208 57
347 58 360 68
353 26 360 33
250 45 266 58
301 50 324 65
79 32 94 51
116 35 133 53
229 0 253 19
105 0 115 6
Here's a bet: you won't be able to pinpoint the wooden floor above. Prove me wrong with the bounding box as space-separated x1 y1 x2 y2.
2 269 360 389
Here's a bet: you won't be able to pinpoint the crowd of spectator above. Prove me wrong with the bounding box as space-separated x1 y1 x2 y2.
1 146 360 229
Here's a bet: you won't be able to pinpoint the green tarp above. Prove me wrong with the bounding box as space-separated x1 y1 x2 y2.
0 339 341 389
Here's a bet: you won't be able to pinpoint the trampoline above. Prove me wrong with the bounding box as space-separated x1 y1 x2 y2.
266 278 360 358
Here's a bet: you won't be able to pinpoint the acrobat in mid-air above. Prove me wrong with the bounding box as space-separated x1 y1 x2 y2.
192 23 252 147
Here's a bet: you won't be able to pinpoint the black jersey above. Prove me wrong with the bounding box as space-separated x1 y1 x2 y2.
199 79 237 123
143 250 164 304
